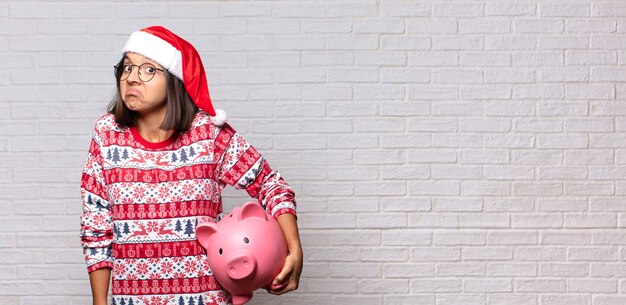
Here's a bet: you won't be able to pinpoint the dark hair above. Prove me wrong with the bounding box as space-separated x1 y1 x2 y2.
108 56 199 133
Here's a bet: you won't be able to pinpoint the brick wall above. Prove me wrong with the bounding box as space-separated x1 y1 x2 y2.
1 1 625 305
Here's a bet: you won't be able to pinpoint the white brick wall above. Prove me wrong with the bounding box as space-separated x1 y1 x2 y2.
1 0 625 304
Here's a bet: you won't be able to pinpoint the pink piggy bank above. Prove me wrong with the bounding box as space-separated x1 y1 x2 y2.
196 201 288 305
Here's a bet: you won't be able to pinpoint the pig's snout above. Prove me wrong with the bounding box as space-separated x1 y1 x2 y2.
225 254 257 280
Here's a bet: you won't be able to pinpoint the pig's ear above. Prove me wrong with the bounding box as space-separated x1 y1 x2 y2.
238 201 268 221
196 223 218 249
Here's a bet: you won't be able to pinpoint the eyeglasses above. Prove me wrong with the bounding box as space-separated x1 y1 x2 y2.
114 63 164 82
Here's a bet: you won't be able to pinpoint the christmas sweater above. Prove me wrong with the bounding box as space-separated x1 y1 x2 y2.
80 111 296 305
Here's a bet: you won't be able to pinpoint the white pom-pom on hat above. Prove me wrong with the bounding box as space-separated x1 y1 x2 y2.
210 109 227 126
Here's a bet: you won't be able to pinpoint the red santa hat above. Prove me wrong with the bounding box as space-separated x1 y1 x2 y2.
121 26 227 126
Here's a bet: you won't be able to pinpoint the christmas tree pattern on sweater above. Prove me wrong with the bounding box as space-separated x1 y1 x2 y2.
80 112 296 305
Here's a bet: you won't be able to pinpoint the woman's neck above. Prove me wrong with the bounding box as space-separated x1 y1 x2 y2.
135 109 175 143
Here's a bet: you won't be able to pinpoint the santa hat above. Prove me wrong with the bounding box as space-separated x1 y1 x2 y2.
121 26 227 126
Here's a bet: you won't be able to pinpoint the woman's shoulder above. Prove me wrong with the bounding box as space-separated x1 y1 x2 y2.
93 113 125 134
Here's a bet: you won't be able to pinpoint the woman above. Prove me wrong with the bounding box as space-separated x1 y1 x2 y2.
80 26 302 305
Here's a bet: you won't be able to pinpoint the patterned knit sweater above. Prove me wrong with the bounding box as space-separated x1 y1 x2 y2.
80 111 296 305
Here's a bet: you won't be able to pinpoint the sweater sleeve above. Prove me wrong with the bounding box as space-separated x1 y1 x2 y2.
214 124 296 219
80 131 114 273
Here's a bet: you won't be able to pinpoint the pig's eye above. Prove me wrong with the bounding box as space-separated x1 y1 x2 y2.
244 237 249 244
218 248 223 255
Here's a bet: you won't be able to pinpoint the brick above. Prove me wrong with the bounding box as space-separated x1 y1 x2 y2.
568 247 618 261
299 213 355 229
536 135 588 149
354 19 404 34
411 279 462 292
461 85 511 99
327 35 378 50
512 214 563 229
300 230 379 247
537 199 588 212
307 247 357 262
382 229 430 246
327 197 379 213
302 20 351 34
409 213 459 228
465 279 512 292
327 166 377 181
542 295 590 305
354 149 404 165
515 19 564 33
384 263 434 278
220 2 269 16
484 134 534 148
569 279 617 293
542 231 591 245
463 247 514 261
357 213 407 229
565 214 617 228
432 36 482 50
433 231 485 246
433 134 482 148
9 3 61 18
512 150 562 165
408 117 457 132
593 3 626 17
355 181 406 196
564 182 614 196
433 69 483 84
460 213 510 228
382 197 430 212
513 51 563 66
484 166 534 180
516 279 565 292
459 149 509 164
438 262 485 276
410 181 460 196
409 86 459 100
334 295 382 305
329 67 379 83
434 3 484 17
540 3 590 17
537 102 588 116
358 279 409 294
381 1 430 16
566 51 617 65
484 198 534 212
488 231 538 245
380 165 429 180
303 85 352 100
407 19 457 34
591 198 626 212
462 181 510 196
487 2 536 16
541 263 589 277
513 84 564 99
567 19 616 33
486 36 537 50
488 263 537 276
485 69 536 83
412 247 460 262
541 36 590 50
355 51 405 66
328 134 378 149
488 294 538 305
381 68 429 83
438 294 488 305
459 19 511 34
303 51 353 66
360 247 408 262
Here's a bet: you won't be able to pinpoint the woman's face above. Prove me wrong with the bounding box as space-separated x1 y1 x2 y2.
119 52 167 115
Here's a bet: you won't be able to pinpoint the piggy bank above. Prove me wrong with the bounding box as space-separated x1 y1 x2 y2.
196 201 288 305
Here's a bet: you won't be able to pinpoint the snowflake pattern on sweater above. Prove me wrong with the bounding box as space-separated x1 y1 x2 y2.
80 112 296 305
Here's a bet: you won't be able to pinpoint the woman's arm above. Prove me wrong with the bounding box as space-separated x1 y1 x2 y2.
89 268 111 305
268 213 303 294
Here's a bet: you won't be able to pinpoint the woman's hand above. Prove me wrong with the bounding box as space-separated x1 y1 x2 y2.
267 213 303 295
267 248 303 294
